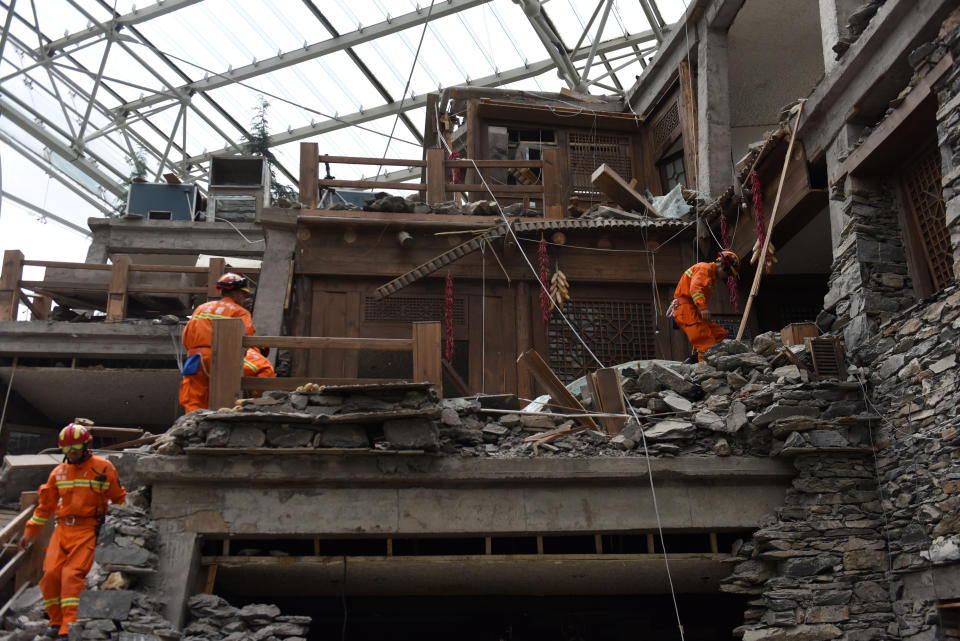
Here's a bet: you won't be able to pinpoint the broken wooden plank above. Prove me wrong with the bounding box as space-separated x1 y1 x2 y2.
590 164 659 216
592 368 627 435
516 349 600 431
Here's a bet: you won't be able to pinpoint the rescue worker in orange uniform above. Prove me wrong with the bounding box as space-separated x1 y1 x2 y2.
672 250 741 360
179 272 255 413
17 424 126 638
243 346 276 397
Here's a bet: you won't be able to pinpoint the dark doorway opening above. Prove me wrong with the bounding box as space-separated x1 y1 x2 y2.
214 592 748 641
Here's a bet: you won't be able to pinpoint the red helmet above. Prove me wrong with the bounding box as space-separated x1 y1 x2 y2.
58 423 93 449
216 272 251 293
717 250 741 278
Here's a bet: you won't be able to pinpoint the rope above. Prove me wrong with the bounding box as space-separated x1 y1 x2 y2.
375 0 436 179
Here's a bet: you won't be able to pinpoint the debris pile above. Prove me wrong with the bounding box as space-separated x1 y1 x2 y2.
152 383 443 454
832 0 886 57
181 594 311 641
328 192 539 217
153 335 874 462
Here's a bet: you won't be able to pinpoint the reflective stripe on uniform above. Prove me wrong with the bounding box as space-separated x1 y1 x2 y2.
43 597 60 606
192 312 234 320
243 359 258 373
60 597 81 606
691 293 705 301
28 514 48 525
684 269 693 277
55 479 110 490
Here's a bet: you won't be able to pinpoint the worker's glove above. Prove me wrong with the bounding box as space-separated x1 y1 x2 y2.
700 310 712 321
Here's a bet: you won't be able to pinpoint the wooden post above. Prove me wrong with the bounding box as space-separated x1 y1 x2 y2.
678 60 699 188
412 321 443 399
735 101 805 341
29 295 51 320
208 318 244 410
516 348 600 431
206 257 226 300
300 143 319 209
542 148 563 219
0 250 24 321
515 281 534 400
426 148 447 205
592 367 627 434
105 255 131 322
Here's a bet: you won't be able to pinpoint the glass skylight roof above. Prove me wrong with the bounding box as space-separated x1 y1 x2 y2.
0 0 686 241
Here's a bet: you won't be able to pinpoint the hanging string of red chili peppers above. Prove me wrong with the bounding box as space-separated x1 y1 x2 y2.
538 236 552 328
719 211 741 312
751 172 774 273
444 272 455 362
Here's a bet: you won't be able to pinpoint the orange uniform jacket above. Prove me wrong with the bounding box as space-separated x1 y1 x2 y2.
672 262 728 356
179 298 255 413
243 347 276 397
26 455 125 635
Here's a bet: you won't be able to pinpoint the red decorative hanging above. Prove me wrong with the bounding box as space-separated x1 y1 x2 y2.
444 272 455 362
538 237 552 327
751 172 773 273
719 212 741 312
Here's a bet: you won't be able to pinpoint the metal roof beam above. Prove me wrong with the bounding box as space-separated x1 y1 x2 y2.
181 28 656 164
33 0 203 56
0 96 127 197
118 0 495 114
513 0 582 89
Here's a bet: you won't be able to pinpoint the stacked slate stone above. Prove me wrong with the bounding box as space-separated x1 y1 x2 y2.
832 0 886 58
721 452 895 641
818 180 914 349
152 383 444 454
934 7 960 278
327 191 539 217
181 595 310 641
852 283 960 640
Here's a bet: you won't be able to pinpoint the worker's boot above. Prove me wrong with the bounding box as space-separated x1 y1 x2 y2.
683 350 699 364
43 626 60 638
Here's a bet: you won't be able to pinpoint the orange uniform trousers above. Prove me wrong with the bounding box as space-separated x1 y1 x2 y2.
179 347 212 413
40 522 98 635
674 302 728 356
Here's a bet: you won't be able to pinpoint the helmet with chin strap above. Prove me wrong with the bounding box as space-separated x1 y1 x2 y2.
216 272 251 294
58 423 93 454
716 250 741 278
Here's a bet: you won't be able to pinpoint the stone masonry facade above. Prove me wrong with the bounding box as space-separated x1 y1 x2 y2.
935 10 960 281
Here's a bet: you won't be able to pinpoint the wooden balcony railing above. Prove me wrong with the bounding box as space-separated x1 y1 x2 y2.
208 319 443 408
0 250 258 322
299 143 563 218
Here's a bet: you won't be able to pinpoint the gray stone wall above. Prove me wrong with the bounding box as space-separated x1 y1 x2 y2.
820 178 914 349
854 283 960 640
723 453 896 641
935 10 960 281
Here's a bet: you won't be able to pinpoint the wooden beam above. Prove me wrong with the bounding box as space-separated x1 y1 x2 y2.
319 155 427 167
426 147 446 205
241 335 413 351
206 257 226 300
209 318 244 410
678 60 699 189
592 368 627 435
590 164 659 215
105 254 131 322
516 349 600 431
542 148 563 220
412 321 443 399
300 142 319 209
15 492 50 590
0 250 24 321
442 358 471 397
318 179 427 192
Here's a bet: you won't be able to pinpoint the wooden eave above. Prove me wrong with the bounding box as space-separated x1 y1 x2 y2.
475 99 644 131
839 52 954 177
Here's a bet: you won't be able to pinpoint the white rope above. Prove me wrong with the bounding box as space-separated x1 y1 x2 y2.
481 240 486 394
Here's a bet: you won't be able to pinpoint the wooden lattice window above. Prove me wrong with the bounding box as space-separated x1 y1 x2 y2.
901 142 953 293
568 132 633 201
652 102 680 149
365 296 466 325
548 299 655 383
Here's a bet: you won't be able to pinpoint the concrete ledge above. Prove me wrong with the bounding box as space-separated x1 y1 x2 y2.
136 454 795 486
0 321 178 358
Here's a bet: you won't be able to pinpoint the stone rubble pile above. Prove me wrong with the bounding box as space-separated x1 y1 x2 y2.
180 594 311 641
152 383 443 454
153 333 875 463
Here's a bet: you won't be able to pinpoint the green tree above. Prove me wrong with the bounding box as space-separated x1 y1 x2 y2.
243 96 298 202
